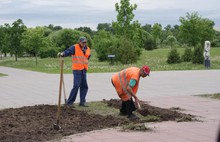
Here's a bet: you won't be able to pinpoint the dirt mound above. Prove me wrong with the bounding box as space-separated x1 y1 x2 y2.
0 104 128 142
105 99 195 122
0 100 196 142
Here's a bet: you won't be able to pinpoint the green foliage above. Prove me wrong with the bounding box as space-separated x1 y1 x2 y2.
192 46 203 64
1 48 220 73
144 38 155 50
75 26 93 38
10 19 27 61
179 12 215 47
112 0 137 37
21 27 45 55
166 35 177 48
50 29 93 50
117 36 140 64
97 23 113 32
182 47 193 62
39 46 59 58
151 23 162 48
143 32 155 50
167 48 181 64
112 0 142 48
93 30 118 61
199 93 220 100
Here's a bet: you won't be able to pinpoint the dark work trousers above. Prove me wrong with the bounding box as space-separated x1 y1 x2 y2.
120 98 136 116
67 70 88 105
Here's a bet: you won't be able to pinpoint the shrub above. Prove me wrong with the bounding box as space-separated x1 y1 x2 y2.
182 47 193 62
192 46 203 64
93 31 118 61
39 46 59 58
167 48 181 64
117 37 140 64
144 36 155 50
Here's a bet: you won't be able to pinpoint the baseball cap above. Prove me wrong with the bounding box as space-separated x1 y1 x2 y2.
142 65 150 76
79 36 87 43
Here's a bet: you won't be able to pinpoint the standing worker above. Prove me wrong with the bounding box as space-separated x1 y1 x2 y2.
111 66 150 120
57 36 91 107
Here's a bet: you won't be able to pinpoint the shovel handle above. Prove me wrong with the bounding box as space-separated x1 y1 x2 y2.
137 102 141 109
56 59 64 120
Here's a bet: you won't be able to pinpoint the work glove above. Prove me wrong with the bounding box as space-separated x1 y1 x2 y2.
57 52 64 57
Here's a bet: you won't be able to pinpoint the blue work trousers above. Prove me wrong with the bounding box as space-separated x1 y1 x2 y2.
67 70 88 105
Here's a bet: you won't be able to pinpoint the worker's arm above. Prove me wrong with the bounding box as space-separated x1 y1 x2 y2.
63 45 75 56
126 79 139 103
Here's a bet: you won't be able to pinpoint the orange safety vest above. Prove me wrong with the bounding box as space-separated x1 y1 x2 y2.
72 44 91 70
112 67 140 101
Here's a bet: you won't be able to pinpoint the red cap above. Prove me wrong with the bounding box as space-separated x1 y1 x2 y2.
142 65 150 76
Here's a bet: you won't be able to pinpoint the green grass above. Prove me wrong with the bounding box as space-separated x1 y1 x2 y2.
198 93 220 100
0 73 7 77
74 101 120 116
0 47 220 73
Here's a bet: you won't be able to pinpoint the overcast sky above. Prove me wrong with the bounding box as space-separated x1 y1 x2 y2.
0 0 220 30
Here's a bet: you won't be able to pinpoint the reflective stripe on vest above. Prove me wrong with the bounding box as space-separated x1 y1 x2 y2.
118 69 132 98
72 56 88 64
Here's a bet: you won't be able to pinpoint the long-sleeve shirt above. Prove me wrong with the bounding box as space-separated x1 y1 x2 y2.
63 45 91 59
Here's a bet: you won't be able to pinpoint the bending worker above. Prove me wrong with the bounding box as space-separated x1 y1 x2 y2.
111 66 150 120
57 36 91 107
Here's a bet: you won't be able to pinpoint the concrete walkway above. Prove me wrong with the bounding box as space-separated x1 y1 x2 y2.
0 66 220 142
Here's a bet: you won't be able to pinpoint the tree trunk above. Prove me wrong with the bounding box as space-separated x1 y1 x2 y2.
35 54 38 65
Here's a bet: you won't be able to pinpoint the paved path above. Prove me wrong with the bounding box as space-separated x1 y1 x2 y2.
0 66 220 142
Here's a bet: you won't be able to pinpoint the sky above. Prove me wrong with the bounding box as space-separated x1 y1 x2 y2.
0 0 220 30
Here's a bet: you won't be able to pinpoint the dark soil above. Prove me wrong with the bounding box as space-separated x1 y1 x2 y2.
0 99 196 142
105 99 195 122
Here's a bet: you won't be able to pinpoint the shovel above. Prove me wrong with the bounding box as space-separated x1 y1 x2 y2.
53 58 64 130
137 101 141 109
62 70 67 104
136 101 149 116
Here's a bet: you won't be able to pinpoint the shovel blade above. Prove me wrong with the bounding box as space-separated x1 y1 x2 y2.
53 123 61 130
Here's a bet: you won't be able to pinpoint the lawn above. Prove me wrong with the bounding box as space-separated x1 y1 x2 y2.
198 93 220 100
0 47 220 74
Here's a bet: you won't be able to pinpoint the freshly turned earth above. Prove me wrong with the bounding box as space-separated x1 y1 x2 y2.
0 99 196 142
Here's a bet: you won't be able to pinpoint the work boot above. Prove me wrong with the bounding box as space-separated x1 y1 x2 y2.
79 103 88 107
119 112 127 116
128 113 140 121
65 104 75 108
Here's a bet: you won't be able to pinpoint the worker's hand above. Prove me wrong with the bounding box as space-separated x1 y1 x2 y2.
57 52 64 57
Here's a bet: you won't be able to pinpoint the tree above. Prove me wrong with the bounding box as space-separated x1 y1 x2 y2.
2 24 11 57
112 0 138 38
182 47 193 62
97 23 113 32
50 29 93 51
45 24 62 31
111 0 141 64
75 27 93 37
192 45 203 64
167 48 181 64
171 25 180 42
10 19 27 61
93 30 118 61
179 12 215 48
166 35 177 48
151 23 162 48
0 26 4 60
21 27 45 64
142 24 152 33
